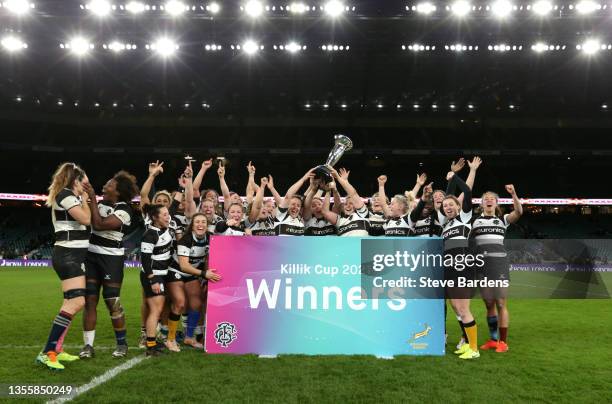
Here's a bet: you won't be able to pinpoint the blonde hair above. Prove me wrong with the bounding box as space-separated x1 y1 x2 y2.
392 194 409 214
46 162 86 207
480 191 503 217
152 190 172 204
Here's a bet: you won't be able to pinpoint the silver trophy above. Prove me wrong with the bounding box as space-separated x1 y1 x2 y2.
314 134 353 183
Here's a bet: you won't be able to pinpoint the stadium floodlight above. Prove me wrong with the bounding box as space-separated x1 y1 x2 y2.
324 0 344 17
491 0 513 18
207 2 220 13
416 2 436 14
575 0 599 14
165 0 186 16
1 35 27 52
242 40 260 54
532 0 552 15
87 0 112 16
579 39 600 54
285 42 303 53
106 41 127 52
289 2 307 13
3 0 32 15
532 42 548 52
126 1 145 13
244 0 264 17
450 1 471 16
66 37 94 56
150 37 179 57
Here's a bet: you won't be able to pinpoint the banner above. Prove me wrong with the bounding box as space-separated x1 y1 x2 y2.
205 237 445 356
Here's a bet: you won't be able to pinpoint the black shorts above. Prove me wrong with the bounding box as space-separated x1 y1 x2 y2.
478 255 510 299
52 246 87 281
85 252 125 284
444 249 476 299
165 269 199 284
140 272 166 298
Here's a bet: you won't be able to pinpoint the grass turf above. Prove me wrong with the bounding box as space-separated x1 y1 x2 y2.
0 267 610 403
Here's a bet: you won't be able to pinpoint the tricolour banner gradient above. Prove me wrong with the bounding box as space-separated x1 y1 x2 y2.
205 237 444 356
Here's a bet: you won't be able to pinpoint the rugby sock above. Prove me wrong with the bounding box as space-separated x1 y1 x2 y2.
181 313 188 332
186 310 201 339
146 337 156 349
487 315 499 341
83 330 96 347
457 315 467 341
43 311 73 354
114 329 127 346
140 325 146 335
56 321 72 353
499 327 508 343
159 324 169 337
463 320 478 351
168 312 181 341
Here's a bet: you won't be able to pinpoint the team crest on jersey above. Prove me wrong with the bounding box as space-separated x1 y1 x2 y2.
175 272 181 279
494 219 501 225
214 322 238 347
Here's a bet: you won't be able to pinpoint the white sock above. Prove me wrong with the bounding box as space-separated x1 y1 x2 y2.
83 330 96 346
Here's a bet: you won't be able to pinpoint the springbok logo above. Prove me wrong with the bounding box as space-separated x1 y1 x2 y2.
214 322 238 348
408 324 432 343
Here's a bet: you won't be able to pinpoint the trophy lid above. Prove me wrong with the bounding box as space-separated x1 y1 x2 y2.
334 134 353 151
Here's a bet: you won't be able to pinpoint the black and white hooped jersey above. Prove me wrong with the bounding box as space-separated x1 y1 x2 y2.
305 216 337 236
207 214 223 234
409 215 443 238
469 214 510 257
336 205 370 237
140 226 173 276
439 210 473 251
215 220 247 236
88 201 134 256
52 188 90 249
250 217 276 236
169 200 189 237
383 215 411 237
169 232 210 276
274 207 305 236
368 210 387 236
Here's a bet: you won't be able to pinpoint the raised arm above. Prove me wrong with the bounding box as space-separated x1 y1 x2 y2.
447 172 472 213
330 181 342 214
410 173 427 198
505 184 523 224
303 178 318 221
140 161 164 206
280 168 315 209
183 162 197 219
457 156 482 205
217 163 231 213
410 182 433 223
192 158 213 199
331 167 364 210
377 175 392 217
320 190 339 225
248 177 267 223
266 175 283 207
245 161 259 205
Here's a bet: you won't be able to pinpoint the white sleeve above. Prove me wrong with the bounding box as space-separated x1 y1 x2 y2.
502 214 511 228
460 209 473 223
112 209 131 225
59 194 81 211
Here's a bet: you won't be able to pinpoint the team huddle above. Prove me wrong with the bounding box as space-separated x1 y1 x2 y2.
36 156 523 369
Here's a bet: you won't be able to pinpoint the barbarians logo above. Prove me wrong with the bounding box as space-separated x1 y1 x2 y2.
214 322 238 347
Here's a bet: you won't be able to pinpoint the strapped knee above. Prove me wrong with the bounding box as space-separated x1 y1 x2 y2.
103 287 124 319
64 288 87 300
86 282 101 296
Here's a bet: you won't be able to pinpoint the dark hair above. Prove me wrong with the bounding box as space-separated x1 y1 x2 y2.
145 204 166 221
183 213 207 240
113 170 140 203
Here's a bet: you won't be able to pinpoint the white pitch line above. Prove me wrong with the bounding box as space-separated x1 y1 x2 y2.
0 345 141 350
46 355 148 404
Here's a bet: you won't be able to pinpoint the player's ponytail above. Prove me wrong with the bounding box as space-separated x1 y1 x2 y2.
46 162 86 207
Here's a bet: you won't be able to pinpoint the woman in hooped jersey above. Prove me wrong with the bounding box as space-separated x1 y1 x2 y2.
167 213 221 349
376 175 411 237
215 177 266 236
303 177 341 236
321 167 370 237
140 204 174 356
438 167 480 360
37 162 91 371
473 184 523 354
272 168 316 236
80 171 139 360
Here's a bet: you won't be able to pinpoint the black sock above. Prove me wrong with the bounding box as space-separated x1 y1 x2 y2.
43 311 72 353
457 315 467 341
487 315 499 341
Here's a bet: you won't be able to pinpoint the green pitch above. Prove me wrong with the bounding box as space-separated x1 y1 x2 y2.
0 267 610 403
